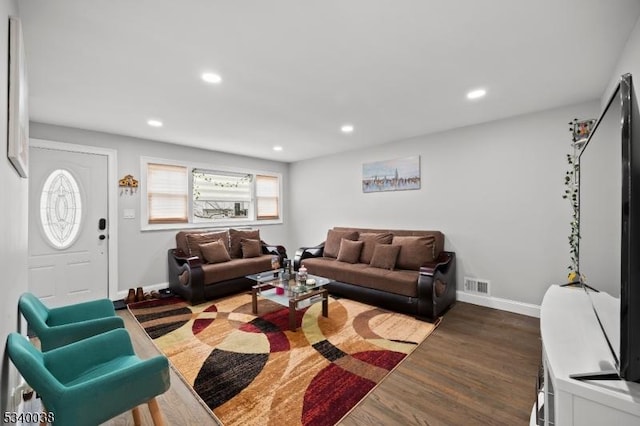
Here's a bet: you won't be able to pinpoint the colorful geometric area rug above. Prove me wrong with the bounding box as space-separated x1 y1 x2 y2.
128 293 439 426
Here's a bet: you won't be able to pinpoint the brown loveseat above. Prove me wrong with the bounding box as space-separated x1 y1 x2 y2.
168 228 286 305
294 227 456 321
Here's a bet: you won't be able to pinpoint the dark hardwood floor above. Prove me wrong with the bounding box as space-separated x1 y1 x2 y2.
341 302 541 426
106 301 540 426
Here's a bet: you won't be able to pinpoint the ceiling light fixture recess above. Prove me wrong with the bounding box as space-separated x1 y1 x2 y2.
147 119 163 127
273 146 283 151
202 72 222 84
341 124 354 133
466 88 487 100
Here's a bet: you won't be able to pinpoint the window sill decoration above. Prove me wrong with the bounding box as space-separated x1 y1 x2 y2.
564 118 596 282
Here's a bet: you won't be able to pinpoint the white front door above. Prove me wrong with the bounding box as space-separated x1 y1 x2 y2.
28 146 110 307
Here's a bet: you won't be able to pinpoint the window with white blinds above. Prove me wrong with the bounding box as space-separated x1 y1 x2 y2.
256 175 280 220
142 157 282 229
147 163 188 224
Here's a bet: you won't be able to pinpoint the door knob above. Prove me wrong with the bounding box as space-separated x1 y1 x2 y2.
99 235 106 240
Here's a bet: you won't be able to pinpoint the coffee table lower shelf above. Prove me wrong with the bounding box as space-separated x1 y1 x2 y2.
251 284 329 331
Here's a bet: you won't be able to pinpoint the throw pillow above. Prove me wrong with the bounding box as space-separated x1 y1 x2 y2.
369 244 401 270
392 235 437 270
324 229 359 258
186 231 229 259
199 239 231 264
358 232 393 264
337 239 364 264
229 229 260 258
241 238 262 258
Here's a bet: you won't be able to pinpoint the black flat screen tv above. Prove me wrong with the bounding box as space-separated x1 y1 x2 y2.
579 73 640 382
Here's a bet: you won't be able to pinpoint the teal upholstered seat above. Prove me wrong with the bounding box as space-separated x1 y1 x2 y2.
18 292 124 351
7 329 170 425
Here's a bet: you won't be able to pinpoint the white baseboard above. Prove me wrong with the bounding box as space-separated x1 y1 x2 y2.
456 291 540 318
115 282 169 300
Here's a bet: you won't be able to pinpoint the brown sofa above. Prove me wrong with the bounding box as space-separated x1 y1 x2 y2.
168 228 286 304
294 227 456 321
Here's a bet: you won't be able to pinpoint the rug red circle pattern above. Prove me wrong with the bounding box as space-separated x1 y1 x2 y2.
129 293 437 426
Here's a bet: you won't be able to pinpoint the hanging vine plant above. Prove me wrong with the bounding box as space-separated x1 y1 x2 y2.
563 150 580 280
564 118 596 283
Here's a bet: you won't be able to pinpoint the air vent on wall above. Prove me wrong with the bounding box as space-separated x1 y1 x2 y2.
464 277 490 295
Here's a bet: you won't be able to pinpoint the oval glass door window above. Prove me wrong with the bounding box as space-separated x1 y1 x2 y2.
40 169 82 249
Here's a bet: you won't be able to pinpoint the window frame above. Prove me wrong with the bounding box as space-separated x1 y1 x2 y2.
140 157 283 231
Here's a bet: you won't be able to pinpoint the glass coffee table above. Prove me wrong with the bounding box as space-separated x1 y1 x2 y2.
246 271 331 331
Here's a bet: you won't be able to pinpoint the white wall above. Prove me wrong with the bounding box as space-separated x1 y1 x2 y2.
603 15 640 106
29 123 290 294
1 0 27 413
289 101 599 306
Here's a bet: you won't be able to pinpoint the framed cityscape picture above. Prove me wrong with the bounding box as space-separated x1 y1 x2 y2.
362 156 421 193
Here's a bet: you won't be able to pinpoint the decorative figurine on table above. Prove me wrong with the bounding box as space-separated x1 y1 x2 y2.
271 256 280 278
297 265 308 292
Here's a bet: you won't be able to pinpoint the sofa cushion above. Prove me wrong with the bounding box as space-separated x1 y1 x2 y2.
302 257 418 298
333 227 444 261
324 230 359 258
393 235 437 270
369 244 400 270
199 239 231 264
186 231 229 259
241 238 262 258
358 232 393 264
202 255 272 284
337 239 364 264
176 228 223 254
229 229 260 258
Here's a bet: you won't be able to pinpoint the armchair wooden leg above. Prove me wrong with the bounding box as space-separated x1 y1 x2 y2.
148 397 165 426
132 406 142 426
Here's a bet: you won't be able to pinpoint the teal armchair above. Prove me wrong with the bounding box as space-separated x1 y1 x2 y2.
7 329 170 425
18 292 124 351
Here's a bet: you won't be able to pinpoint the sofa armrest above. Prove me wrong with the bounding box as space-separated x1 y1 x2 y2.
417 251 456 321
293 242 325 270
261 241 288 263
419 251 455 277
168 248 205 305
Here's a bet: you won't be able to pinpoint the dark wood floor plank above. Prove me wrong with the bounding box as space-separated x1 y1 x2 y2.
341 302 541 426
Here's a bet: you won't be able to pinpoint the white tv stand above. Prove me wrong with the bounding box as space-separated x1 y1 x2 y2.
537 285 640 425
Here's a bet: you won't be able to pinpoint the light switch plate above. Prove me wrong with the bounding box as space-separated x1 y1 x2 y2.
123 209 135 219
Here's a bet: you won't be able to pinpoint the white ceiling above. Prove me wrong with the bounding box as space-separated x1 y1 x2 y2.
18 0 640 163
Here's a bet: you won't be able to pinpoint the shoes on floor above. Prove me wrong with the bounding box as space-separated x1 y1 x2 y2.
125 287 166 304
124 288 136 304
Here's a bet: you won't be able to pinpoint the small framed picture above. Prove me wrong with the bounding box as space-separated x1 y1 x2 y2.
571 119 596 143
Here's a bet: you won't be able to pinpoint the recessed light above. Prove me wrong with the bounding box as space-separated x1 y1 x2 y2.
466 88 487 100
341 124 354 133
202 72 222 84
147 119 163 127
273 146 283 151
